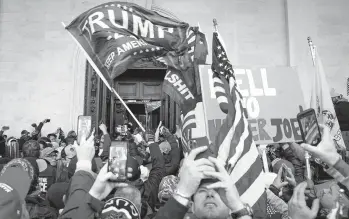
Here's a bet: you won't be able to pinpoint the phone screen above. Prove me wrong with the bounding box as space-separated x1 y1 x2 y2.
108 142 128 181
298 110 322 146
77 116 92 144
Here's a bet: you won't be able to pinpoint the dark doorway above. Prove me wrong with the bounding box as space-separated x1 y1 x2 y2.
126 103 146 129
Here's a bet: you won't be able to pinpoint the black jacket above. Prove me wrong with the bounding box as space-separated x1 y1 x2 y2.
131 143 165 216
59 170 102 219
335 101 349 131
163 135 180 176
153 197 188 219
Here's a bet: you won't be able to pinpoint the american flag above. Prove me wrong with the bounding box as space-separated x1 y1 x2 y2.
211 31 266 218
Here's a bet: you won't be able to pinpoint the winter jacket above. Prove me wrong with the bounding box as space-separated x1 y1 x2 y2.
59 170 101 219
163 135 180 176
334 158 349 196
153 197 188 219
131 143 165 216
26 193 58 219
334 100 349 131
32 122 44 141
99 133 111 161
281 146 305 184
67 156 98 179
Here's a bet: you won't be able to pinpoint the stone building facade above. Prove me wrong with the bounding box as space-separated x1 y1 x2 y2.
0 0 348 136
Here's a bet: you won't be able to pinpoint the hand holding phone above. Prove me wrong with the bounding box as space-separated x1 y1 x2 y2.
77 116 92 145
297 109 322 146
108 142 128 182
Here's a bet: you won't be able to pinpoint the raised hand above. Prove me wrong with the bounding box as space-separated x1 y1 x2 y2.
74 129 95 162
89 163 131 201
99 123 108 134
288 182 320 219
283 164 297 188
204 157 244 212
176 146 215 198
272 165 289 190
301 124 340 166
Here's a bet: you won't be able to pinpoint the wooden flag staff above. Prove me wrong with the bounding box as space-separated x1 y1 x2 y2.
62 22 145 133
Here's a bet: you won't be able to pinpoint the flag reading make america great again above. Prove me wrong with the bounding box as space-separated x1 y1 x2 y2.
65 2 192 80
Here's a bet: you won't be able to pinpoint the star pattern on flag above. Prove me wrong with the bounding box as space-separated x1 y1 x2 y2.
212 33 233 80
132 47 162 56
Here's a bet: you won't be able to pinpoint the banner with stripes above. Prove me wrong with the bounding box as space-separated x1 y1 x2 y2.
211 31 266 218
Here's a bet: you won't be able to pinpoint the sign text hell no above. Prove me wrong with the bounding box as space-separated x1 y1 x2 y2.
201 66 304 144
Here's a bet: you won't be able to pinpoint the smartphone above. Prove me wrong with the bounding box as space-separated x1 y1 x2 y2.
281 166 287 182
108 141 128 181
77 116 92 144
297 108 322 146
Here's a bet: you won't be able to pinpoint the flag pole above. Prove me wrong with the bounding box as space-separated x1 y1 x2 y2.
307 37 316 66
305 36 316 180
213 18 218 32
62 22 145 133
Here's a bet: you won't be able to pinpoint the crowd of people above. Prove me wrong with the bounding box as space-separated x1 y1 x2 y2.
0 112 348 219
